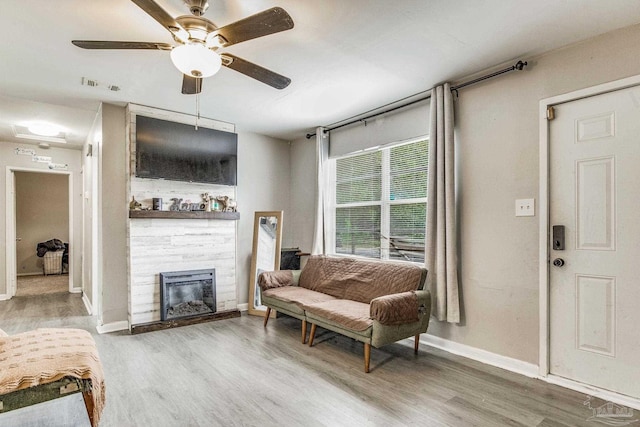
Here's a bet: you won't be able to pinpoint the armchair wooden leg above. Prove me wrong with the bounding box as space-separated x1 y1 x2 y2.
308 323 317 347
82 391 96 427
302 319 307 344
263 307 271 327
364 343 371 373
414 334 420 354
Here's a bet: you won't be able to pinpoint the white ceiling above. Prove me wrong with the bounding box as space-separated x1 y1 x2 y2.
1 0 640 148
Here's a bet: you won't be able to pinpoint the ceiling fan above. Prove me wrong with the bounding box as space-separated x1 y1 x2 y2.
72 0 294 94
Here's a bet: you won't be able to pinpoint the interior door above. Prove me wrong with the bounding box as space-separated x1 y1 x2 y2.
549 86 640 398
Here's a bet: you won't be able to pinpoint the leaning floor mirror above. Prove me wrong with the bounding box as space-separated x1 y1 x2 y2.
248 211 283 317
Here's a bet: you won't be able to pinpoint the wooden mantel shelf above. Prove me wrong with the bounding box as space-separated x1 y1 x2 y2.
129 210 240 220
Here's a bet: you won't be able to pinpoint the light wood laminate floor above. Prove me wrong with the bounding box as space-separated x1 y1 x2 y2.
0 293 631 426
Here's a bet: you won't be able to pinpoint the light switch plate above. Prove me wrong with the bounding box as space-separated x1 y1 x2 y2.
515 198 535 217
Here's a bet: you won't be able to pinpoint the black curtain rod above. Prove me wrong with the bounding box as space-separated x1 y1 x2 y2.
305 60 528 139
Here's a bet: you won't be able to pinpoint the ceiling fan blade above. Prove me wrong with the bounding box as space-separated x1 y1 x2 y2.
72 40 173 50
214 7 294 47
221 54 291 89
182 75 203 95
131 0 189 42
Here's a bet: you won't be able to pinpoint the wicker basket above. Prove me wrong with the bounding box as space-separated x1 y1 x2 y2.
43 251 64 275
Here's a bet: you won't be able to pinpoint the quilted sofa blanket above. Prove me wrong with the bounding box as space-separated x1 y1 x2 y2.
259 255 430 372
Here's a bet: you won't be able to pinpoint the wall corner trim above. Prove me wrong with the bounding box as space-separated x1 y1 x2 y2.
0 294 10 301
96 320 129 334
421 334 540 379
82 293 93 315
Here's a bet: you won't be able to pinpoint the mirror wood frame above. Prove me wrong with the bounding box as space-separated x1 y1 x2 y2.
248 210 283 317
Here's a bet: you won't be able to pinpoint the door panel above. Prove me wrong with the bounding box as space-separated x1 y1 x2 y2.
575 274 615 357
575 156 615 250
549 86 640 398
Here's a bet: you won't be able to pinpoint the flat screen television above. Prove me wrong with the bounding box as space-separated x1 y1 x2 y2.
135 115 238 186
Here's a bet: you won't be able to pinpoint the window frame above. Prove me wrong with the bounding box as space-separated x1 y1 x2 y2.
327 136 429 264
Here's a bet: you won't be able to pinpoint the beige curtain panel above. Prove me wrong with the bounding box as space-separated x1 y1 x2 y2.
425 83 460 323
311 127 329 255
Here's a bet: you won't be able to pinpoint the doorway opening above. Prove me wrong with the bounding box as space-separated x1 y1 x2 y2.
6 168 75 298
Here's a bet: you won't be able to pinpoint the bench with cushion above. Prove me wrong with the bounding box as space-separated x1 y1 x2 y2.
0 328 105 426
259 255 431 372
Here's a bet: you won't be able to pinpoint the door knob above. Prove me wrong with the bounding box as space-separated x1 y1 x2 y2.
553 258 565 267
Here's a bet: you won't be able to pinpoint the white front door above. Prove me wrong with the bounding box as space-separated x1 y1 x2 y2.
549 86 640 398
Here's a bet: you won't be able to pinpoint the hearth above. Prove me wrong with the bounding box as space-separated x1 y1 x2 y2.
160 269 216 321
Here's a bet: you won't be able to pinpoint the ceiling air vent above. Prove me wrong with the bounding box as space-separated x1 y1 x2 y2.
82 77 99 87
81 77 121 91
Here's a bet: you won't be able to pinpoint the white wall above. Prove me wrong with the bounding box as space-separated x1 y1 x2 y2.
0 142 82 296
83 107 101 310
236 131 291 306
289 136 316 254
100 103 129 324
289 22 640 365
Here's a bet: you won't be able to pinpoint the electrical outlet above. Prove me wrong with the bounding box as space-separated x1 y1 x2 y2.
515 198 535 217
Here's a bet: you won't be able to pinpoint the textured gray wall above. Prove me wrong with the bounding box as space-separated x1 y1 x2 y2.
288 23 640 365
99 103 128 324
236 131 291 307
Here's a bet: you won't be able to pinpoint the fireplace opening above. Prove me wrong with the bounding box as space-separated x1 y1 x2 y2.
160 269 216 321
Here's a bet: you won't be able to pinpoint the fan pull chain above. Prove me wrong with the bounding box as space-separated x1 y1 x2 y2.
195 92 200 130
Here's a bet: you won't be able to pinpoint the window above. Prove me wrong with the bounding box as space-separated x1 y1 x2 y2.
332 138 428 263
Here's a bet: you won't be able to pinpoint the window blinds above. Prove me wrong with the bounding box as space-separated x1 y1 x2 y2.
334 139 428 262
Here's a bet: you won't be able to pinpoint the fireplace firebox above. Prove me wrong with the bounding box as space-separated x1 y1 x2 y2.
160 269 216 321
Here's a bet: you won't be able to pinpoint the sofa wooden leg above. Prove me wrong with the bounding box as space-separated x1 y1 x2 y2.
308 323 317 347
82 391 96 427
263 307 271 327
414 334 420 354
301 319 308 344
364 343 371 373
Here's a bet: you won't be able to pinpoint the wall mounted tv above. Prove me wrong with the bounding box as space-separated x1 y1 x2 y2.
135 115 238 186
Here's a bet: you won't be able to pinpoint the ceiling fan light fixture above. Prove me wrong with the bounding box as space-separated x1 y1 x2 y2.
171 43 221 78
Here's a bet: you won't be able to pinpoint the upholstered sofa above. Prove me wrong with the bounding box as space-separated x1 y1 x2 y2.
258 255 431 372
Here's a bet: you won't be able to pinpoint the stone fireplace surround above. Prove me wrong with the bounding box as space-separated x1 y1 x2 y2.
126 104 240 329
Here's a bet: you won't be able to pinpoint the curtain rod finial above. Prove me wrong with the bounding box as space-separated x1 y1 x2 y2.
515 60 528 71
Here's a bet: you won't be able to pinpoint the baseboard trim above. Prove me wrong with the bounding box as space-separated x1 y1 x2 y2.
237 303 248 312
421 334 640 410
421 334 539 379
96 320 129 334
544 375 640 410
0 293 9 301
70 287 82 294
82 293 93 315
17 272 44 277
